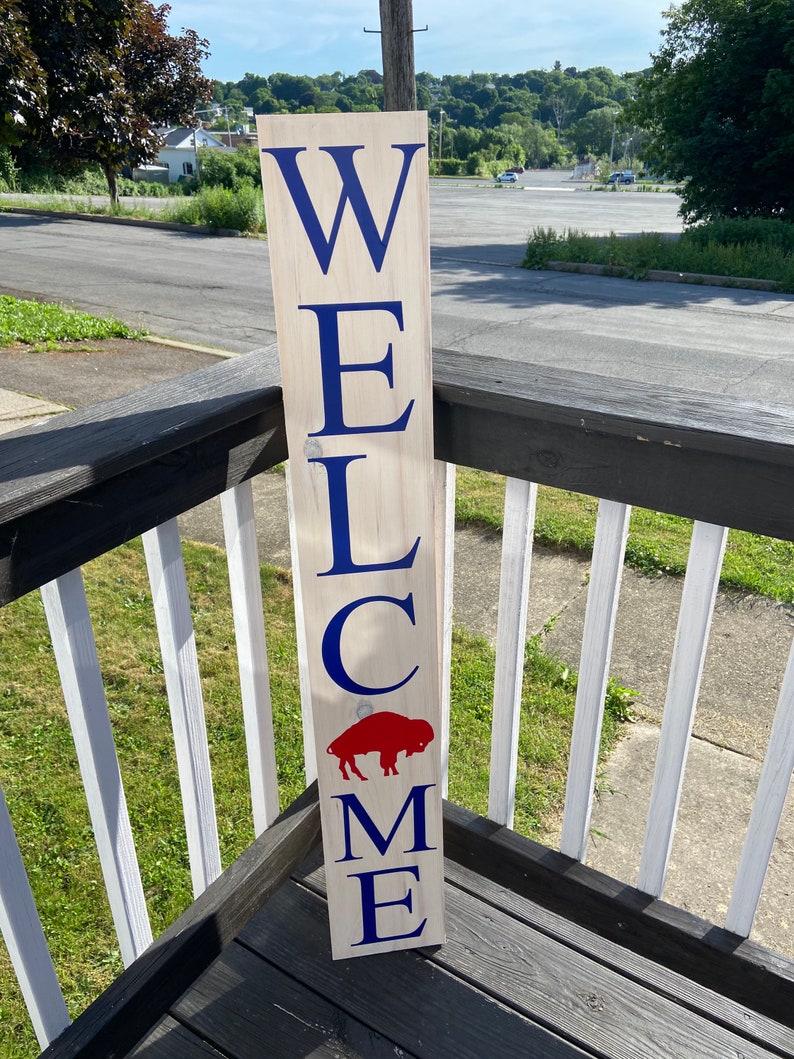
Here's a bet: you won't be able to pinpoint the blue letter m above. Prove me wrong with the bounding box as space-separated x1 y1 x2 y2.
332 784 437 862
260 143 425 274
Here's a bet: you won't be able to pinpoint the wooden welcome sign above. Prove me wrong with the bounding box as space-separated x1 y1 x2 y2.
257 111 445 958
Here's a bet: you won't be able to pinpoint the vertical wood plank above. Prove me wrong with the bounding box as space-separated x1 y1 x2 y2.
220 483 280 835
560 499 630 862
40 570 153 965
637 521 728 898
142 521 221 896
285 462 317 786
435 460 456 798
726 637 794 937
488 478 538 828
0 784 70 1048
259 111 445 959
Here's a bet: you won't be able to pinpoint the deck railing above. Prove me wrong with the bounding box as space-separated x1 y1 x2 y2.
1 345 792 1049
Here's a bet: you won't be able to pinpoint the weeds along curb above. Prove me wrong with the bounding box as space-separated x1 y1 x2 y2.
0 205 241 237
545 259 780 292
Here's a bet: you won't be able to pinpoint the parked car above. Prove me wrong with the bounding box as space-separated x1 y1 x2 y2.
607 170 634 185
507 166 525 174
496 172 518 183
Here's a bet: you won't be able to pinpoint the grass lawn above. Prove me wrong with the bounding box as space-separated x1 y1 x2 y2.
456 468 794 604
0 295 143 350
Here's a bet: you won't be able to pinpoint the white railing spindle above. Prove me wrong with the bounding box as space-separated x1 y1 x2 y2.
220 482 280 836
435 461 456 798
285 462 316 785
637 522 728 898
142 521 221 896
560 499 631 861
41 570 153 965
0 784 70 1048
726 637 794 937
488 477 538 827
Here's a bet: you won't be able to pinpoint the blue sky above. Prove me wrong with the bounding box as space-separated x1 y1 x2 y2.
166 1 667 83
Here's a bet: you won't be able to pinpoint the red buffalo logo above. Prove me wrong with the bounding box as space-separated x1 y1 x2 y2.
327 711 435 781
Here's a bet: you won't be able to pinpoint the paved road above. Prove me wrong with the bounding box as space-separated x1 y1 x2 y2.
2 180 794 404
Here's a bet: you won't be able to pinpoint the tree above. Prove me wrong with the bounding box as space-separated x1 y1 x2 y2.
541 72 586 137
0 1 46 145
2 0 213 202
629 0 794 221
568 106 618 159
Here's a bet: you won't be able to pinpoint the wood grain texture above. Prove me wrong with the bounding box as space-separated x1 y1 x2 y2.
174 941 411 1058
240 878 593 1059
0 347 283 524
126 1016 227 1058
2 345 792 609
38 790 794 1059
432 349 794 541
0 350 286 608
259 111 444 958
40 784 321 1059
435 884 776 1059
442 800 794 1025
442 856 794 1058
298 853 789 1059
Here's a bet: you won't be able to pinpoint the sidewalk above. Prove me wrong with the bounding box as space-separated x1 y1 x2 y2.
1 344 793 956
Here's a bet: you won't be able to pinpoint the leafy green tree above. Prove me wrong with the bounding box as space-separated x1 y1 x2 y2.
629 0 794 221
3 0 212 202
541 72 586 137
568 106 618 158
0 1 46 145
198 144 261 189
519 123 569 169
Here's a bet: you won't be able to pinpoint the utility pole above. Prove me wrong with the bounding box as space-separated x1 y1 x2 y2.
379 0 416 111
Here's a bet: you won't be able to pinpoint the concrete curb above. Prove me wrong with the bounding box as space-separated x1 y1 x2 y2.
546 259 781 292
0 205 241 237
145 335 241 359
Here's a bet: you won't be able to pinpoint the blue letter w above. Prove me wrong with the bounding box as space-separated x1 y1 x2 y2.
260 143 425 274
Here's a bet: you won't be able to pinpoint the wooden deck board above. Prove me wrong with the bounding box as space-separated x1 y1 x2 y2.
443 856 794 1056
136 856 793 1058
173 942 410 1058
238 877 590 1059
127 1017 227 1057
45 790 794 1059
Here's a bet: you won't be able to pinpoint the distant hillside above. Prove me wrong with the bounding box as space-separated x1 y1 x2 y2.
211 65 646 175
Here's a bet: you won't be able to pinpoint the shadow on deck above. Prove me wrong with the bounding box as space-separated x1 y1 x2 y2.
44 786 794 1059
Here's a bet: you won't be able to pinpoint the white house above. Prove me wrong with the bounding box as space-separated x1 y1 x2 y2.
156 127 233 183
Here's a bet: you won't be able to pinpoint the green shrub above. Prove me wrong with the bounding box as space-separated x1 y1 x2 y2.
0 147 19 192
684 216 794 253
522 227 564 268
197 145 261 190
166 185 264 234
116 178 176 198
522 218 794 291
